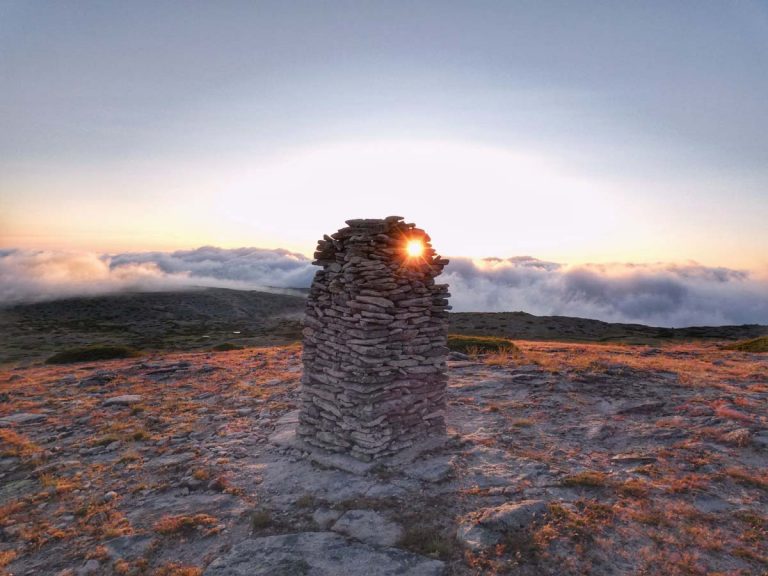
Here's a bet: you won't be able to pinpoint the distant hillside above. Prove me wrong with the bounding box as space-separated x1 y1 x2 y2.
0 288 305 363
450 311 768 344
2 288 766 363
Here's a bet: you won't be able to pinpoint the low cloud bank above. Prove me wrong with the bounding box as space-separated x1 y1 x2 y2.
1 247 766 327
444 257 768 327
0 247 314 305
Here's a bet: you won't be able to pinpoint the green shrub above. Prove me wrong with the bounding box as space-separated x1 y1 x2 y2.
447 334 519 354
251 509 273 530
46 345 140 364
726 336 768 353
212 342 242 351
399 525 456 558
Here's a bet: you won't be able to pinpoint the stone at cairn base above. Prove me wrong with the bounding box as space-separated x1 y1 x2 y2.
270 410 448 475
297 217 450 464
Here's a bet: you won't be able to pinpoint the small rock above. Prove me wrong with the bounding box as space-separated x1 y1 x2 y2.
78 371 117 387
0 412 46 425
145 452 196 470
102 491 118 503
693 495 733 514
616 401 666 415
104 534 154 560
77 559 100 576
721 428 751 446
610 453 658 465
456 523 500 551
477 500 547 531
753 431 768 449
332 509 403 547
103 394 143 406
313 507 342 529
402 455 454 482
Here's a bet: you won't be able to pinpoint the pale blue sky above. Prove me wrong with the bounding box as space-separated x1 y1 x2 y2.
1 1 767 270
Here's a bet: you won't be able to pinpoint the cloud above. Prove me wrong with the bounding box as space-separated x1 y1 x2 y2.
109 246 315 288
443 257 768 327
1 247 767 327
0 246 314 305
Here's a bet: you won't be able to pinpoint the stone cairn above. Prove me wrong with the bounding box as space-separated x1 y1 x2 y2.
298 216 451 461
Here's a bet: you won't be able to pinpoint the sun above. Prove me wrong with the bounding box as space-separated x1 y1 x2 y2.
406 239 424 258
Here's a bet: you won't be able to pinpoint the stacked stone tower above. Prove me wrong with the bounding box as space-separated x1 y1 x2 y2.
298 216 450 461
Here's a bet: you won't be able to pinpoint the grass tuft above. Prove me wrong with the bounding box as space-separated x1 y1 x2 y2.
561 471 610 488
154 513 218 535
212 342 242 351
399 525 456 558
447 334 519 355
154 563 203 576
251 509 273 530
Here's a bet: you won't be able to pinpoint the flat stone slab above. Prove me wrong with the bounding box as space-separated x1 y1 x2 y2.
402 455 454 482
0 479 36 506
203 531 444 576
103 534 154 560
144 451 196 470
331 509 403 547
103 395 143 406
457 500 548 551
0 412 46 426
313 508 342 530
456 523 500 551
477 500 547 531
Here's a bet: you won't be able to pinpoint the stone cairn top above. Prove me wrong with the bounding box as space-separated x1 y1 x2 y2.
298 216 451 461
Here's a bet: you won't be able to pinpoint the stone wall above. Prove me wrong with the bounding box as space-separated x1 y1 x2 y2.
298 216 450 461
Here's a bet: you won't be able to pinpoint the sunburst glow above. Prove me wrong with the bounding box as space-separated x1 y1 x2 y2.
406 239 424 258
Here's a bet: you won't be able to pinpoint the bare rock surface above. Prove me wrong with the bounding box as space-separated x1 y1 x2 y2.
477 500 547 531
0 412 46 425
331 509 403 546
203 532 445 576
1 342 766 575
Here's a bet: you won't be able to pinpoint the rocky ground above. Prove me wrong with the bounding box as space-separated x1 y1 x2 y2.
1 342 766 575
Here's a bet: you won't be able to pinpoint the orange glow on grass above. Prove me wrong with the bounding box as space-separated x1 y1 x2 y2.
406 239 424 258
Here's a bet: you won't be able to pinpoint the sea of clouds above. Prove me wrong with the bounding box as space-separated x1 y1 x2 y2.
1 247 767 327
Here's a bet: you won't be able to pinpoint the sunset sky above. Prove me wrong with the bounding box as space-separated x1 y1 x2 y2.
1 1 768 327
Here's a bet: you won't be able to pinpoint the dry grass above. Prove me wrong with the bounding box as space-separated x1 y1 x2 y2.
713 401 755 423
509 417 534 427
154 513 218 535
617 478 650 497
561 471 610 488
0 429 42 459
447 334 519 355
192 468 210 481
0 550 17 569
154 563 204 576
724 467 768 490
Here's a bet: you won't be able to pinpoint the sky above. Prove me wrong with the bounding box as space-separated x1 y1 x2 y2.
1 1 767 324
